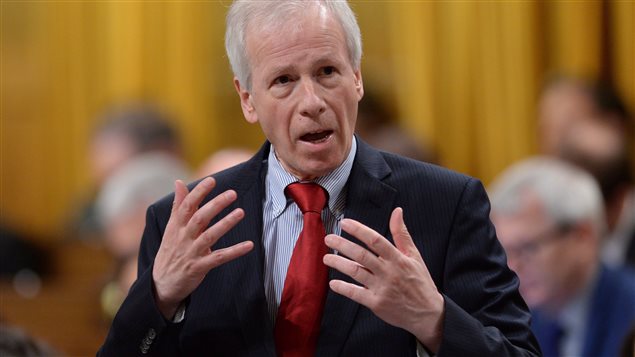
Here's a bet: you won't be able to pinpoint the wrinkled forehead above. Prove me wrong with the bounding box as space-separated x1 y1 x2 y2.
245 2 330 43
243 4 348 72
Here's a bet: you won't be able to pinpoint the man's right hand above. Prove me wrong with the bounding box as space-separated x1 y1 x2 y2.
152 177 254 319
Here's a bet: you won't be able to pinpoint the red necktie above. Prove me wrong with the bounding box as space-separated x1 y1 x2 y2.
274 182 329 357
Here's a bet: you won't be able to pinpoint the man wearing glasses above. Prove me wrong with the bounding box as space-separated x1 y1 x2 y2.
490 157 635 357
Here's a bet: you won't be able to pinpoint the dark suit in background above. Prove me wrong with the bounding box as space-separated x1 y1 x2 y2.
99 139 539 356
532 265 635 357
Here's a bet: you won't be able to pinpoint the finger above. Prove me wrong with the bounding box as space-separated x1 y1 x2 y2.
323 253 375 287
198 240 254 270
194 208 245 252
324 234 382 273
171 180 189 213
174 177 216 225
389 207 419 257
328 279 374 308
340 219 399 261
163 180 190 241
185 190 238 238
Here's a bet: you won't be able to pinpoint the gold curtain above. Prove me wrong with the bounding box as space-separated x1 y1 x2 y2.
1 1 633 240
382 0 611 180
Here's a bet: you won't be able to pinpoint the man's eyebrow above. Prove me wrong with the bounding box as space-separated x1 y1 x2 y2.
313 55 342 66
265 56 344 79
268 65 295 77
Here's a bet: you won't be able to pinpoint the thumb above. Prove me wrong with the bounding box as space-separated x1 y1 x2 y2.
390 207 418 257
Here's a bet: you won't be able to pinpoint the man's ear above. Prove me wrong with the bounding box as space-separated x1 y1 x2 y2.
354 69 364 101
234 77 258 124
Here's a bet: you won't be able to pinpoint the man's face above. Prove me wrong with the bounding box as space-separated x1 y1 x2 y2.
235 5 364 180
90 132 137 184
493 194 578 312
538 83 595 155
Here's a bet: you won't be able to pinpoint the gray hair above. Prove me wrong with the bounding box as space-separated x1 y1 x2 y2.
94 102 181 154
489 157 606 236
96 152 190 226
225 0 362 91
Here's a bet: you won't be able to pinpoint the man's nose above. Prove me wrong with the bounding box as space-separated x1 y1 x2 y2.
298 79 326 118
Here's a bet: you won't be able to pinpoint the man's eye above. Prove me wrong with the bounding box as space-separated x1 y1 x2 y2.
274 75 291 85
322 66 335 75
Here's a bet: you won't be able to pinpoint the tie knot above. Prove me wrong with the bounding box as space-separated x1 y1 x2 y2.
285 182 327 214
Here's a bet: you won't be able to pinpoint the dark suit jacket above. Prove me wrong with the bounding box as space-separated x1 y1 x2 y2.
532 265 635 357
99 139 540 356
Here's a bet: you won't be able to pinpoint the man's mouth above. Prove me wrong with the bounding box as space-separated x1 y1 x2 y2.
300 130 333 143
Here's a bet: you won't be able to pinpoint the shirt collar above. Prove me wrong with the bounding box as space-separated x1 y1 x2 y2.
266 137 357 217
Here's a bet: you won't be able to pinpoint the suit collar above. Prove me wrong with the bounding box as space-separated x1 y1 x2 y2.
317 137 398 356
352 136 393 181
231 139 398 356
265 138 356 218
229 142 277 356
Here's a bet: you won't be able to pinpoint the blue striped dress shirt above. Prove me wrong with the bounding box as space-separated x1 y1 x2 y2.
262 138 357 323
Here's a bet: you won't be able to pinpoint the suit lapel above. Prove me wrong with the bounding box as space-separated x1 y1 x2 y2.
317 138 398 356
227 143 277 356
229 139 398 356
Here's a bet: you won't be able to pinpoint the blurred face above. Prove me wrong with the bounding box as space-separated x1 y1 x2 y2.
561 117 624 163
105 203 147 258
234 4 364 180
493 194 581 312
90 132 137 184
538 83 595 155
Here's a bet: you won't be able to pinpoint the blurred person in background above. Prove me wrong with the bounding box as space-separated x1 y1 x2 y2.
538 76 635 268
537 76 597 157
67 102 184 243
489 157 635 357
95 152 190 320
0 322 58 357
0 224 49 280
194 147 253 179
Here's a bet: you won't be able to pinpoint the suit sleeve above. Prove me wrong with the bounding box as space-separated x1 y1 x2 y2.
436 178 541 356
98 204 183 357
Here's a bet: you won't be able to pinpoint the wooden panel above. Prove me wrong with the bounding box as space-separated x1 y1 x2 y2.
0 242 112 355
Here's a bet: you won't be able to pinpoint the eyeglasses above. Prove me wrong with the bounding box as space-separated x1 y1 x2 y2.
503 223 573 261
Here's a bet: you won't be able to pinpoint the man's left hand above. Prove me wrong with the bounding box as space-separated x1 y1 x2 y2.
323 207 444 353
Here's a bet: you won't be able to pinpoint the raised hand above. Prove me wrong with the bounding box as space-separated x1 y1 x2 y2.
323 207 444 353
152 177 254 319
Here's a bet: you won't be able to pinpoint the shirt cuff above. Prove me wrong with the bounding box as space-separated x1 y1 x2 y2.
416 340 434 357
172 302 186 323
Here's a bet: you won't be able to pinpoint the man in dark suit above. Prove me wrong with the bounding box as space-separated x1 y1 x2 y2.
490 157 635 357
99 1 539 356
